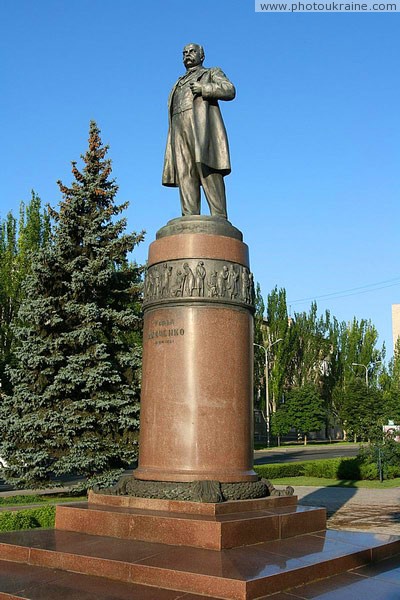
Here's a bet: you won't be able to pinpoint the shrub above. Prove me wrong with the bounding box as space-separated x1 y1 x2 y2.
386 465 400 479
0 512 36 531
255 462 306 479
358 462 378 480
336 458 362 480
0 505 55 532
256 457 366 480
303 459 342 479
30 506 56 528
0 495 43 506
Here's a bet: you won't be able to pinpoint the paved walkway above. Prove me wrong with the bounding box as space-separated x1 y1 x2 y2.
294 485 400 534
0 486 76 498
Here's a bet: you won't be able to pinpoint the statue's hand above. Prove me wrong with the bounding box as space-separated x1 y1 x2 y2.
190 82 202 96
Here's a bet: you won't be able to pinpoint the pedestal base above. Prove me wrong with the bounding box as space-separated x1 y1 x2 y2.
96 475 285 502
0 493 398 599
55 492 321 550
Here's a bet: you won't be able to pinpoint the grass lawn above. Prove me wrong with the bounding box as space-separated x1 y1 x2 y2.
0 494 88 532
254 441 358 450
0 494 87 506
271 476 400 488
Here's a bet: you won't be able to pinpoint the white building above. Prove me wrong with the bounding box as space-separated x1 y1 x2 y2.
392 304 400 352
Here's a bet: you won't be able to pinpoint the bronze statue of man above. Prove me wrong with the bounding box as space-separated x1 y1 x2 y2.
162 43 235 219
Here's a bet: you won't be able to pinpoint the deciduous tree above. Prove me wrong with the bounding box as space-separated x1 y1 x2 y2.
284 383 326 445
0 193 49 393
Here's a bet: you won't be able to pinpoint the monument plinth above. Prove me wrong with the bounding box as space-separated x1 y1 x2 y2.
0 43 398 600
134 216 258 484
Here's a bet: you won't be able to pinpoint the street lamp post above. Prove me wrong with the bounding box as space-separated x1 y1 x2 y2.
352 361 382 389
352 362 369 388
254 338 283 447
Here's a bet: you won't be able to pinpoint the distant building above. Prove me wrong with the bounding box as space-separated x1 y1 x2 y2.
392 304 400 351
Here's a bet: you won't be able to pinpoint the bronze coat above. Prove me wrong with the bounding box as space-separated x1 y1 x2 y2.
162 67 236 187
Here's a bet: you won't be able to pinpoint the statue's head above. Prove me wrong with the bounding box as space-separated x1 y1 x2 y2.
183 43 204 69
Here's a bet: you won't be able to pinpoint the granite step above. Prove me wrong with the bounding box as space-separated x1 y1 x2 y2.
55 500 326 550
0 528 398 599
0 557 218 599
259 554 400 599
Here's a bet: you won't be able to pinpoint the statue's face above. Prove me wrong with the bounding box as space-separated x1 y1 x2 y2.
183 44 203 69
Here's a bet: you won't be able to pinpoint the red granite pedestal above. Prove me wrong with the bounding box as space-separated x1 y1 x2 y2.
135 217 257 484
0 218 399 598
0 493 399 599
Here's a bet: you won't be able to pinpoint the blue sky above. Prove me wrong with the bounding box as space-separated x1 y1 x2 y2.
1 1 399 357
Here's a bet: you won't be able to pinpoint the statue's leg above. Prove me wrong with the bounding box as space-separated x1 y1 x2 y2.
171 112 201 215
199 167 227 219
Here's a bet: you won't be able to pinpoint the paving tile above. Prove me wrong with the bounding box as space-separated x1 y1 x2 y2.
254 532 367 564
0 529 167 563
0 524 399 599
352 554 400 585
313 528 400 549
283 570 400 599
135 542 308 580
0 560 60 594
0 560 209 600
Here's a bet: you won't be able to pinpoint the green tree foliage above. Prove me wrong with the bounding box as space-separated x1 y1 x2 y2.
263 288 386 442
282 383 326 445
0 122 144 487
333 380 384 442
335 317 383 389
270 406 292 445
253 282 266 410
331 318 384 435
291 303 333 389
266 287 295 412
0 193 50 393
265 295 335 439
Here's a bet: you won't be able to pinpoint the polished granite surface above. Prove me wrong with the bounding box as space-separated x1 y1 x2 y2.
268 556 400 599
0 554 399 599
0 519 399 599
0 528 397 581
0 559 220 599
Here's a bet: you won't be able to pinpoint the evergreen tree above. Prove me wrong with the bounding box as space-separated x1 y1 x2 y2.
0 122 144 487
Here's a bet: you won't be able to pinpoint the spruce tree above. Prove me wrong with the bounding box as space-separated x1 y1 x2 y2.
0 122 144 487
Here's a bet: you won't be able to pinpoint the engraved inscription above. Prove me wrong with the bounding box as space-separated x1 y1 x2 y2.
147 318 185 346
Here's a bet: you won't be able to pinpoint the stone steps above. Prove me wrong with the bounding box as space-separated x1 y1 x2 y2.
0 494 399 599
0 525 399 599
55 497 326 550
0 557 217 599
